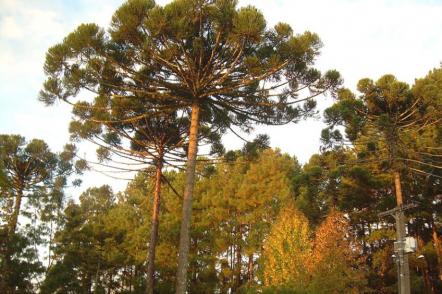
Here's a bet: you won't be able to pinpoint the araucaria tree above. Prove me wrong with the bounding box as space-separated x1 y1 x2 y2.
0 135 84 293
323 72 441 189
322 73 441 208
69 107 205 293
0 135 84 236
40 0 341 291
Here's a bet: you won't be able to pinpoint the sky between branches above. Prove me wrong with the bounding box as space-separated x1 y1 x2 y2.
1 0 442 194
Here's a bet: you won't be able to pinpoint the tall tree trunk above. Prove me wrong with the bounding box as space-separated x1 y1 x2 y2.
176 103 200 294
247 224 254 283
431 220 442 281
0 187 24 292
146 156 164 294
9 188 23 235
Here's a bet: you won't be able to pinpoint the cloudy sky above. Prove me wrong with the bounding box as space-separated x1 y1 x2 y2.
1 0 442 194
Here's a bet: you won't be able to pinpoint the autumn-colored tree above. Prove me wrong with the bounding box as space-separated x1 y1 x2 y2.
291 147 403 292
308 210 367 293
261 202 311 289
261 207 367 293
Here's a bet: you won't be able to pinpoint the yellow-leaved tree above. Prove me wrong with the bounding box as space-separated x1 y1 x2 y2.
262 207 367 293
262 202 311 289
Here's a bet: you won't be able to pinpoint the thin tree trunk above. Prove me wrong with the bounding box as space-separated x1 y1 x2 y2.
86 273 92 294
417 235 433 293
247 224 254 283
46 216 56 278
394 172 404 205
48 220 52 271
431 220 442 281
175 103 200 294
235 225 242 290
146 156 164 294
130 266 134 292
248 254 253 282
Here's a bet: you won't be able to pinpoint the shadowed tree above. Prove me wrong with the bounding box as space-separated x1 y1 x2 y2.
322 70 442 292
0 134 85 293
39 0 341 291
0 135 85 236
411 68 442 282
41 186 118 293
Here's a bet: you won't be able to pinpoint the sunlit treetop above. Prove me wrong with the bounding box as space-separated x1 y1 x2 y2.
322 68 442 175
40 0 342 140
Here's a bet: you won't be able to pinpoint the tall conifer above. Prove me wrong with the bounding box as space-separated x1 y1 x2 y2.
40 1 341 290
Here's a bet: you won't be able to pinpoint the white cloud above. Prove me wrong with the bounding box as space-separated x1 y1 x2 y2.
0 16 24 39
0 2 66 86
239 0 442 87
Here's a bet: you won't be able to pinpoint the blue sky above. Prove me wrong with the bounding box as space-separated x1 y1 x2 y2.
1 0 442 193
